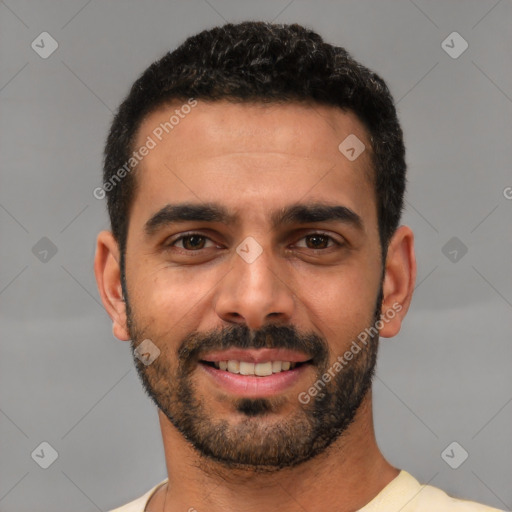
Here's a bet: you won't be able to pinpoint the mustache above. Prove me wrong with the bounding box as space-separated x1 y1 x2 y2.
177 323 328 366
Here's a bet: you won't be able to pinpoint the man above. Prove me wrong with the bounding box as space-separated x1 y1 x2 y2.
94 21 502 512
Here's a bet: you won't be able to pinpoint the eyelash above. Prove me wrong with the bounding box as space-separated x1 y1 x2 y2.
165 231 343 252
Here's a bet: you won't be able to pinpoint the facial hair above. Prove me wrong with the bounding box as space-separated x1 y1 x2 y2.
124 286 383 472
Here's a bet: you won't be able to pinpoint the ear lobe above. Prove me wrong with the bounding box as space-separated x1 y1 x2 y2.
379 225 416 338
94 230 131 341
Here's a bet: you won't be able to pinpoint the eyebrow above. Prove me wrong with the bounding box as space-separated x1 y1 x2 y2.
144 201 363 237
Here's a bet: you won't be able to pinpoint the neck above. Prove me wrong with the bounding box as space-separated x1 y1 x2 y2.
148 391 399 512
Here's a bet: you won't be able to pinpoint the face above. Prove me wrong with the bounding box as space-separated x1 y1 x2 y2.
121 100 385 470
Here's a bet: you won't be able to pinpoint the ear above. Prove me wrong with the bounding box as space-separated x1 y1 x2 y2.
94 230 130 341
379 225 416 338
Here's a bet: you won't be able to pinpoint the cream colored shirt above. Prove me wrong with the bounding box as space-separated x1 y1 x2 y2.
108 470 504 511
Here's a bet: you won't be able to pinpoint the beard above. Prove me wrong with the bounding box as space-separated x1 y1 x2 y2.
124 284 383 473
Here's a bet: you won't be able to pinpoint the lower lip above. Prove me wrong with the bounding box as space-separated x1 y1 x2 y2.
199 363 310 398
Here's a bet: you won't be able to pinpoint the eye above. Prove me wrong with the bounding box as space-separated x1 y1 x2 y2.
294 232 342 250
164 231 343 254
166 233 217 251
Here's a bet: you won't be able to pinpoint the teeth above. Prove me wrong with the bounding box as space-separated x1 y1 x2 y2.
210 360 299 376
255 361 273 376
227 360 240 374
272 361 282 372
239 361 255 375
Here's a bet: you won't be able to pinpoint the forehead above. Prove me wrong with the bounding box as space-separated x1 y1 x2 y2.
130 100 376 232
136 100 372 169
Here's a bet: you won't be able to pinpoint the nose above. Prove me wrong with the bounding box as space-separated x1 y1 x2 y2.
214 241 296 331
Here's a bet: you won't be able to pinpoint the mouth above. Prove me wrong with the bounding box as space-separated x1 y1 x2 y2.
198 348 314 397
200 359 310 376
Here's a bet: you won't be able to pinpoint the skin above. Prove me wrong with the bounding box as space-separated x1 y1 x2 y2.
95 100 416 512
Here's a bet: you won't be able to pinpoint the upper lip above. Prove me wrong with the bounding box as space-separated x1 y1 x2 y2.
200 348 312 364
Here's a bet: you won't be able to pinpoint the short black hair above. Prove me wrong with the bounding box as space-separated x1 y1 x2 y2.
103 21 406 265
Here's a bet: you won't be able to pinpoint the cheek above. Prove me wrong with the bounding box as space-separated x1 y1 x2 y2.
129 264 219 326
299 265 380 350
315 283 374 326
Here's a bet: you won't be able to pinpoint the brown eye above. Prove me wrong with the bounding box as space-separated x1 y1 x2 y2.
167 233 215 251
181 235 206 250
295 233 340 250
304 234 330 249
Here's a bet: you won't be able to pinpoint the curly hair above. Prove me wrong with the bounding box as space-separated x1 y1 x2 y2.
103 21 406 264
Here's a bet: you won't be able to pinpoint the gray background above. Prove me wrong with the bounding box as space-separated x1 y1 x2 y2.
1 1 511 511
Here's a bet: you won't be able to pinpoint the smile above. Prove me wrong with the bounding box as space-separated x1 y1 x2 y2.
199 353 313 397
203 360 306 376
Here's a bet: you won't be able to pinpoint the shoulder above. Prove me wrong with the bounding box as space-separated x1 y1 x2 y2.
413 479 504 511
360 471 504 512
398 471 504 512
107 479 168 512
